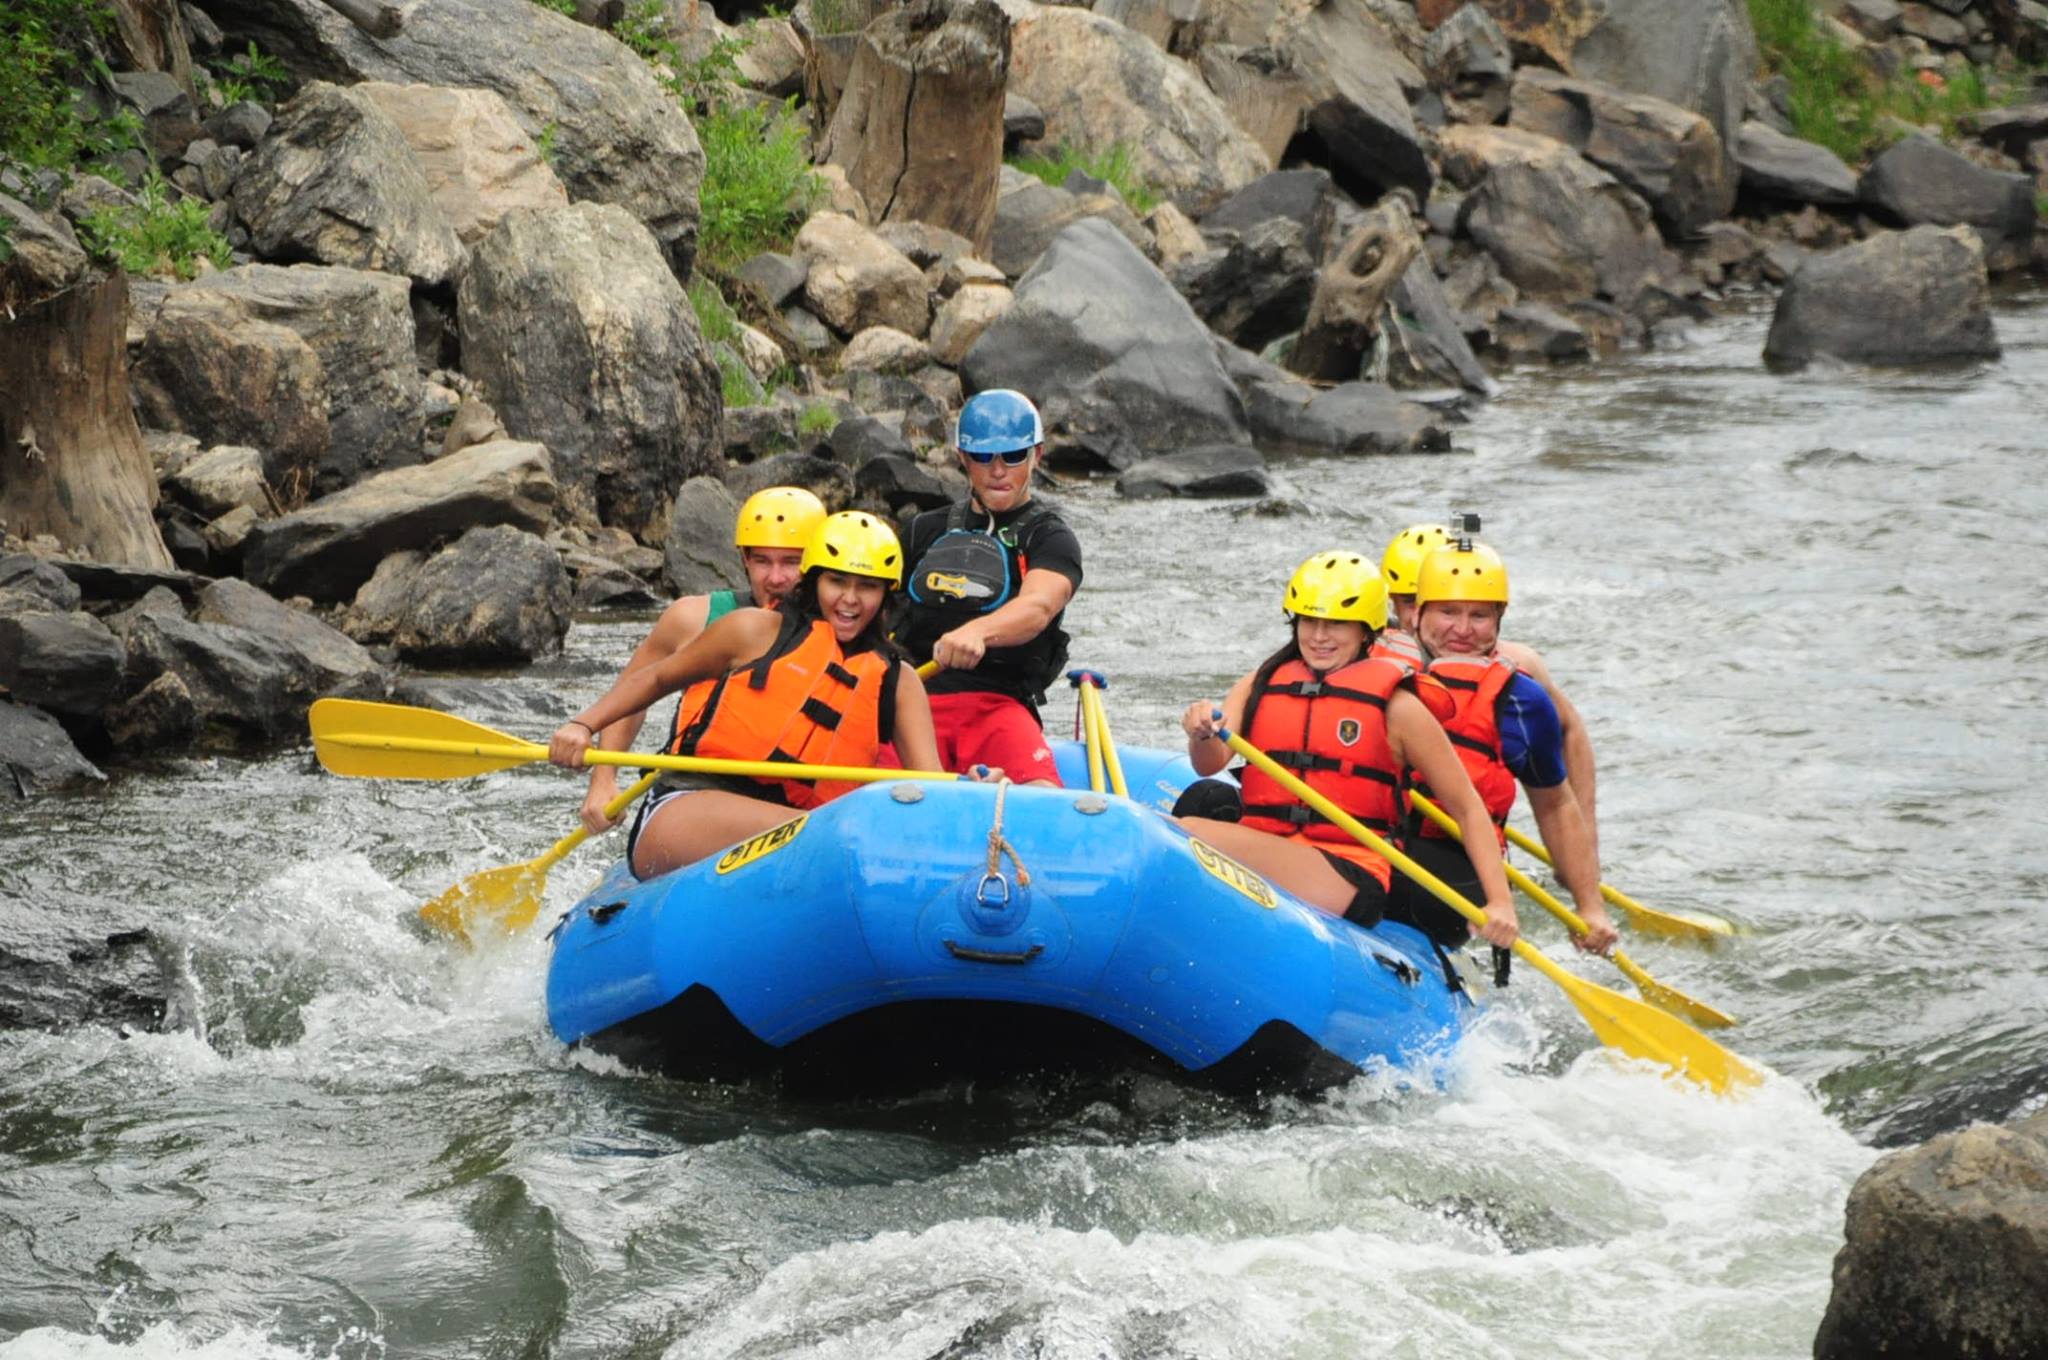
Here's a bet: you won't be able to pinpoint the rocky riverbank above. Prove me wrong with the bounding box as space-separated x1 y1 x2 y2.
2 0 2044 804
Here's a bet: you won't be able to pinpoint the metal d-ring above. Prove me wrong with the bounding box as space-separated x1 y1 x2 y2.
975 872 1012 907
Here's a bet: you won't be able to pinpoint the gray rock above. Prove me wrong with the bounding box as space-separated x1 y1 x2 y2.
203 100 272 150
166 443 273 520
1959 102 2048 161
1839 0 1904 39
460 204 723 535
1390 256 1497 395
1424 4 1514 89
854 453 955 510
1814 1108 2048 1360
203 0 704 268
1508 67 1735 237
108 69 202 161
0 610 125 718
0 701 104 797
1202 168 1338 259
1494 303 1591 362
1242 377 1451 457
1116 444 1273 499
829 415 915 468
233 81 465 287
1004 92 1046 145
1171 218 1319 353
107 589 353 744
46 560 205 608
103 668 203 749
781 306 835 355
192 577 381 692
0 556 83 612
344 525 571 665
1860 136 2037 273
734 250 808 308
721 453 854 509
662 476 744 596
1736 120 1859 206
962 217 1251 468
722 405 801 464
242 439 559 601
1899 1 1968 46
990 169 1153 281
1764 225 1999 369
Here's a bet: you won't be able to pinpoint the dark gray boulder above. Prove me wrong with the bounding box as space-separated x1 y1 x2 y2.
0 701 105 797
721 453 855 509
1116 444 1272 499
1814 1109 2048 1360
460 204 723 537
242 439 559 602
962 217 1251 469
855 454 957 511
192 577 381 693
828 415 915 468
1763 225 1999 369
1736 121 1859 207
1242 376 1452 457
343 525 571 666
0 611 125 718
1201 169 1336 256
1494 303 1591 362
1170 218 1320 353
989 167 1152 281
0 556 83 611
1859 137 2037 273
663 475 744 596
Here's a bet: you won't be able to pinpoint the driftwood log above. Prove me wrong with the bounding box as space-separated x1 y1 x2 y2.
818 0 1009 255
1285 192 1424 383
321 0 402 39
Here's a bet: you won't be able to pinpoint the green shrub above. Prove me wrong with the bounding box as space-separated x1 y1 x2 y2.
0 0 114 170
696 97 823 271
686 275 741 345
1009 140 1159 214
798 403 839 437
77 175 231 279
213 41 291 104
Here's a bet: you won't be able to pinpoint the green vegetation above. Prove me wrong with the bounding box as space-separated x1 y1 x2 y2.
1009 140 1159 214
0 217 15 264
798 403 839 437
535 120 559 167
214 41 291 104
77 175 232 280
1747 0 2025 161
696 97 822 272
807 0 873 37
688 274 769 408
1 0 119 171
530 0 578 13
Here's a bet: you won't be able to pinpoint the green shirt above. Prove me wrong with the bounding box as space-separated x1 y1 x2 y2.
705 588 740 624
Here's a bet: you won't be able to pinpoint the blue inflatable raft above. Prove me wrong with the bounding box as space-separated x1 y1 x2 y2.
546 744 1471 1096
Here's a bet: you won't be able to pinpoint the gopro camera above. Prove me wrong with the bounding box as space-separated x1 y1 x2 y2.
1448 511 1482 536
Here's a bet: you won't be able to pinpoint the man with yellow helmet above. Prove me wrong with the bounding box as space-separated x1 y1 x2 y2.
577 486 827 833
1176 551 1518 943
549 512 954 878
1386 534 1617 957
1380 518 1599 851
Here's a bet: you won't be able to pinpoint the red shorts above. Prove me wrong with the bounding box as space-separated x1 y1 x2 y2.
923 690 1063 785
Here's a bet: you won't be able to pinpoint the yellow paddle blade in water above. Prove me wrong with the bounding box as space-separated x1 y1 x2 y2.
1501 823 1738 944
419 861 548 942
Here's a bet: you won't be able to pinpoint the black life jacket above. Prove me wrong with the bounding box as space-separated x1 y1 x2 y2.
899 500 1070 706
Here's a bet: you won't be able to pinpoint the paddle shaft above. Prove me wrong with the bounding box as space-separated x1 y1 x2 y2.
316 729 958 785
1075 679 1128 798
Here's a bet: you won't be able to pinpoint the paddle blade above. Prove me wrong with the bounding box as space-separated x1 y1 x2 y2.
418 862 547 944
309 698 543 780
1615 953 1738 1029
1616 899 1740 944
1550 962 1761 1093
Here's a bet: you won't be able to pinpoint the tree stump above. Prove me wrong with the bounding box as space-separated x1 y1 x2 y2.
1285 193 1425 384
1 213 174 569
818 0 1009 257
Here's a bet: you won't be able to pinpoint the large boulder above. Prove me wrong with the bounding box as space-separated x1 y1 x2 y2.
1116 444 1273 498
459 204 723 536
0 701 105 797
960 217 1252 467
242 439 559 601
1239 370 1453 456
1814 1109 2048 1360
344 525 572 665
205 0 703 268
989 165 1153 279
795 211 932 337
131 264 423 499
0 607 125 719
663 475 746 595
1859 137 2037 274
231 81 465 287
1507 67 1733 237
1443 124 1679 304
1763 225 1999 369
355 82 570 246
1735 120 1859 207
1006 4 1270 215
1174 169 1335 353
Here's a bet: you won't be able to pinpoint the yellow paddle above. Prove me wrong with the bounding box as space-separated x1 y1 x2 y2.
1215 718 1761 1094
1408 793 1736 1029
1070 671 1128 798
1500 823 1738 942
308 698 960 786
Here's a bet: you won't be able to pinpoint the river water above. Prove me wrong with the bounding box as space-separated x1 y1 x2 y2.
4 292 2046 1358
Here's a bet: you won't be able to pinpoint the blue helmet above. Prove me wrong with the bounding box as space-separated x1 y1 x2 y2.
956 389 1044 455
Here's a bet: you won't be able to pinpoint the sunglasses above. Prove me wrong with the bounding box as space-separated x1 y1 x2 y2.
960 446 1035 466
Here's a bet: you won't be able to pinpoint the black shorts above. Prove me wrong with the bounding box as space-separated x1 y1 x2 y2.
1383 835 1483 948
1318 848 1390 927
625 769 792 870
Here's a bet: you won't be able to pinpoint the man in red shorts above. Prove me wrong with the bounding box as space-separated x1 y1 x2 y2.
897 390 1082 785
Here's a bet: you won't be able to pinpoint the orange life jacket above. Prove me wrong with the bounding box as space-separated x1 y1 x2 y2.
668 618 894 809
1238 655 1418 890
1408 653 1519 844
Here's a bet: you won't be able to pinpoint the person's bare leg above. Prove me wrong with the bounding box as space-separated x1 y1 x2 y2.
1175 817 1356 915
631 791 804 879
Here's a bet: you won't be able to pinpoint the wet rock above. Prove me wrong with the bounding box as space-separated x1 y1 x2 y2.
103 668 202 749
131 264 423 499
1859 136 2037 273
1006 5 1269 214
0 896 164 1033
354 82 569 246
1116 444 1273 499
961 217 1252 469
0 701 105 797
460 203 723 535
242 439 558 602
343 524 571 665
1814 1109 2048 1360
1763 225 1998 369
204 0 704 268
797 211 931 338
0 609 125 719
663 475 745 596
1493 303 1590 362
1507 67 1734 237
1244 378 1451 457
232 81 465 286
1736 120 1860 207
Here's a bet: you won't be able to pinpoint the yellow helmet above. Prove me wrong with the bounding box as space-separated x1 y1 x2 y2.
1283 551 1388 628
1415 542 1510 606
1380 523 1451 596
735 486 828 550
799 510 903 586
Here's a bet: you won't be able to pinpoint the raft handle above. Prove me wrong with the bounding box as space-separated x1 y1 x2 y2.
944 939 1044 965
589 901 629 925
